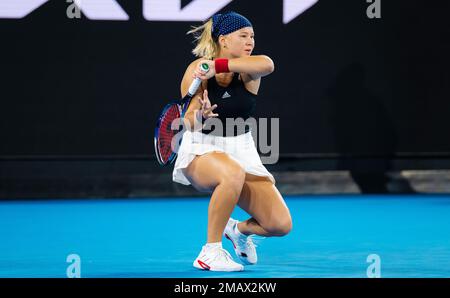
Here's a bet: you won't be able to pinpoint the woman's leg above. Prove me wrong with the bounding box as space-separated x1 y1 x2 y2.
182 151 246 243
236 174 293 237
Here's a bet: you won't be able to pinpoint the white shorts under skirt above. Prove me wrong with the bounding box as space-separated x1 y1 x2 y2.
172 130 276 186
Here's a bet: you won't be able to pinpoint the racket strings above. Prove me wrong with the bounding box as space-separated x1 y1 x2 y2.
158 105 181 163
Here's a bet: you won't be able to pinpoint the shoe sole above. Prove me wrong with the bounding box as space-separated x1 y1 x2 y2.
193 259 244 272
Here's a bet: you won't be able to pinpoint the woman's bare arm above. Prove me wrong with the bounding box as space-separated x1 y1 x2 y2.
194 55 275 81
180 60 218 131
227 55 275 79
180 60 204 131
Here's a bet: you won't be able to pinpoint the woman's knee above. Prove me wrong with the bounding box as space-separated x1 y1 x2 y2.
263 216 293 236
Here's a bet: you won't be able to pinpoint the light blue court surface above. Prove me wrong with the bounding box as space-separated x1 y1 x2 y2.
1 195 450 278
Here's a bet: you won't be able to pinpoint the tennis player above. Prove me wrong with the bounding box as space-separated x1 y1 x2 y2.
173 11 292 272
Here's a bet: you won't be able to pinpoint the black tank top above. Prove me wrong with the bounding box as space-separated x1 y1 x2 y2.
201 73 257 137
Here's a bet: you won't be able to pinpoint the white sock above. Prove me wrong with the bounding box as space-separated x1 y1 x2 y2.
205 242 222 250
234 222 248 238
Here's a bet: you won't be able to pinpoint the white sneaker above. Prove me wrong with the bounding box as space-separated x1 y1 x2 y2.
223 218 258 265
193 245 244 272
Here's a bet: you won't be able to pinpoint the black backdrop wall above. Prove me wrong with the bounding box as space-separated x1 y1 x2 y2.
1 0 449 159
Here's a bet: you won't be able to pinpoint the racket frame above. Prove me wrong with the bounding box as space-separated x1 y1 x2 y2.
154 63 209 166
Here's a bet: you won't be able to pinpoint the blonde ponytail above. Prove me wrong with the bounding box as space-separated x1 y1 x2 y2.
186 18 220 60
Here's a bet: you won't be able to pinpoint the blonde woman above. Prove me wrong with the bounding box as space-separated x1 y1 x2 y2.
173 11 292 272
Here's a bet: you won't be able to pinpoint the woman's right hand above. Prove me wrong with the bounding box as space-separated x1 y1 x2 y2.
197 89 218 120
193 60 216 80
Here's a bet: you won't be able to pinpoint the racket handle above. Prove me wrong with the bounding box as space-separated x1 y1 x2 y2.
187 63 210 96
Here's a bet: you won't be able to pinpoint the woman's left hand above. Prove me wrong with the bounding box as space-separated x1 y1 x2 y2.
193 60 216 80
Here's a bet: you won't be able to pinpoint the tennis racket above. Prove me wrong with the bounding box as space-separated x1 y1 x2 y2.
154 63 210 166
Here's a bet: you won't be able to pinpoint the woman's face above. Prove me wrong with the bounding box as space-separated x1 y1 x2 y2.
220 27 255 58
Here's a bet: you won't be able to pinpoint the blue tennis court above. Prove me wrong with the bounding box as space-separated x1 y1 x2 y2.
1 194 449 278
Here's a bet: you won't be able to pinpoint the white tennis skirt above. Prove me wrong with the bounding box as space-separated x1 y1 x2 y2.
172 130 275 186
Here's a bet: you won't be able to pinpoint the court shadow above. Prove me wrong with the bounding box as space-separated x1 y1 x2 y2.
326 63 415 194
